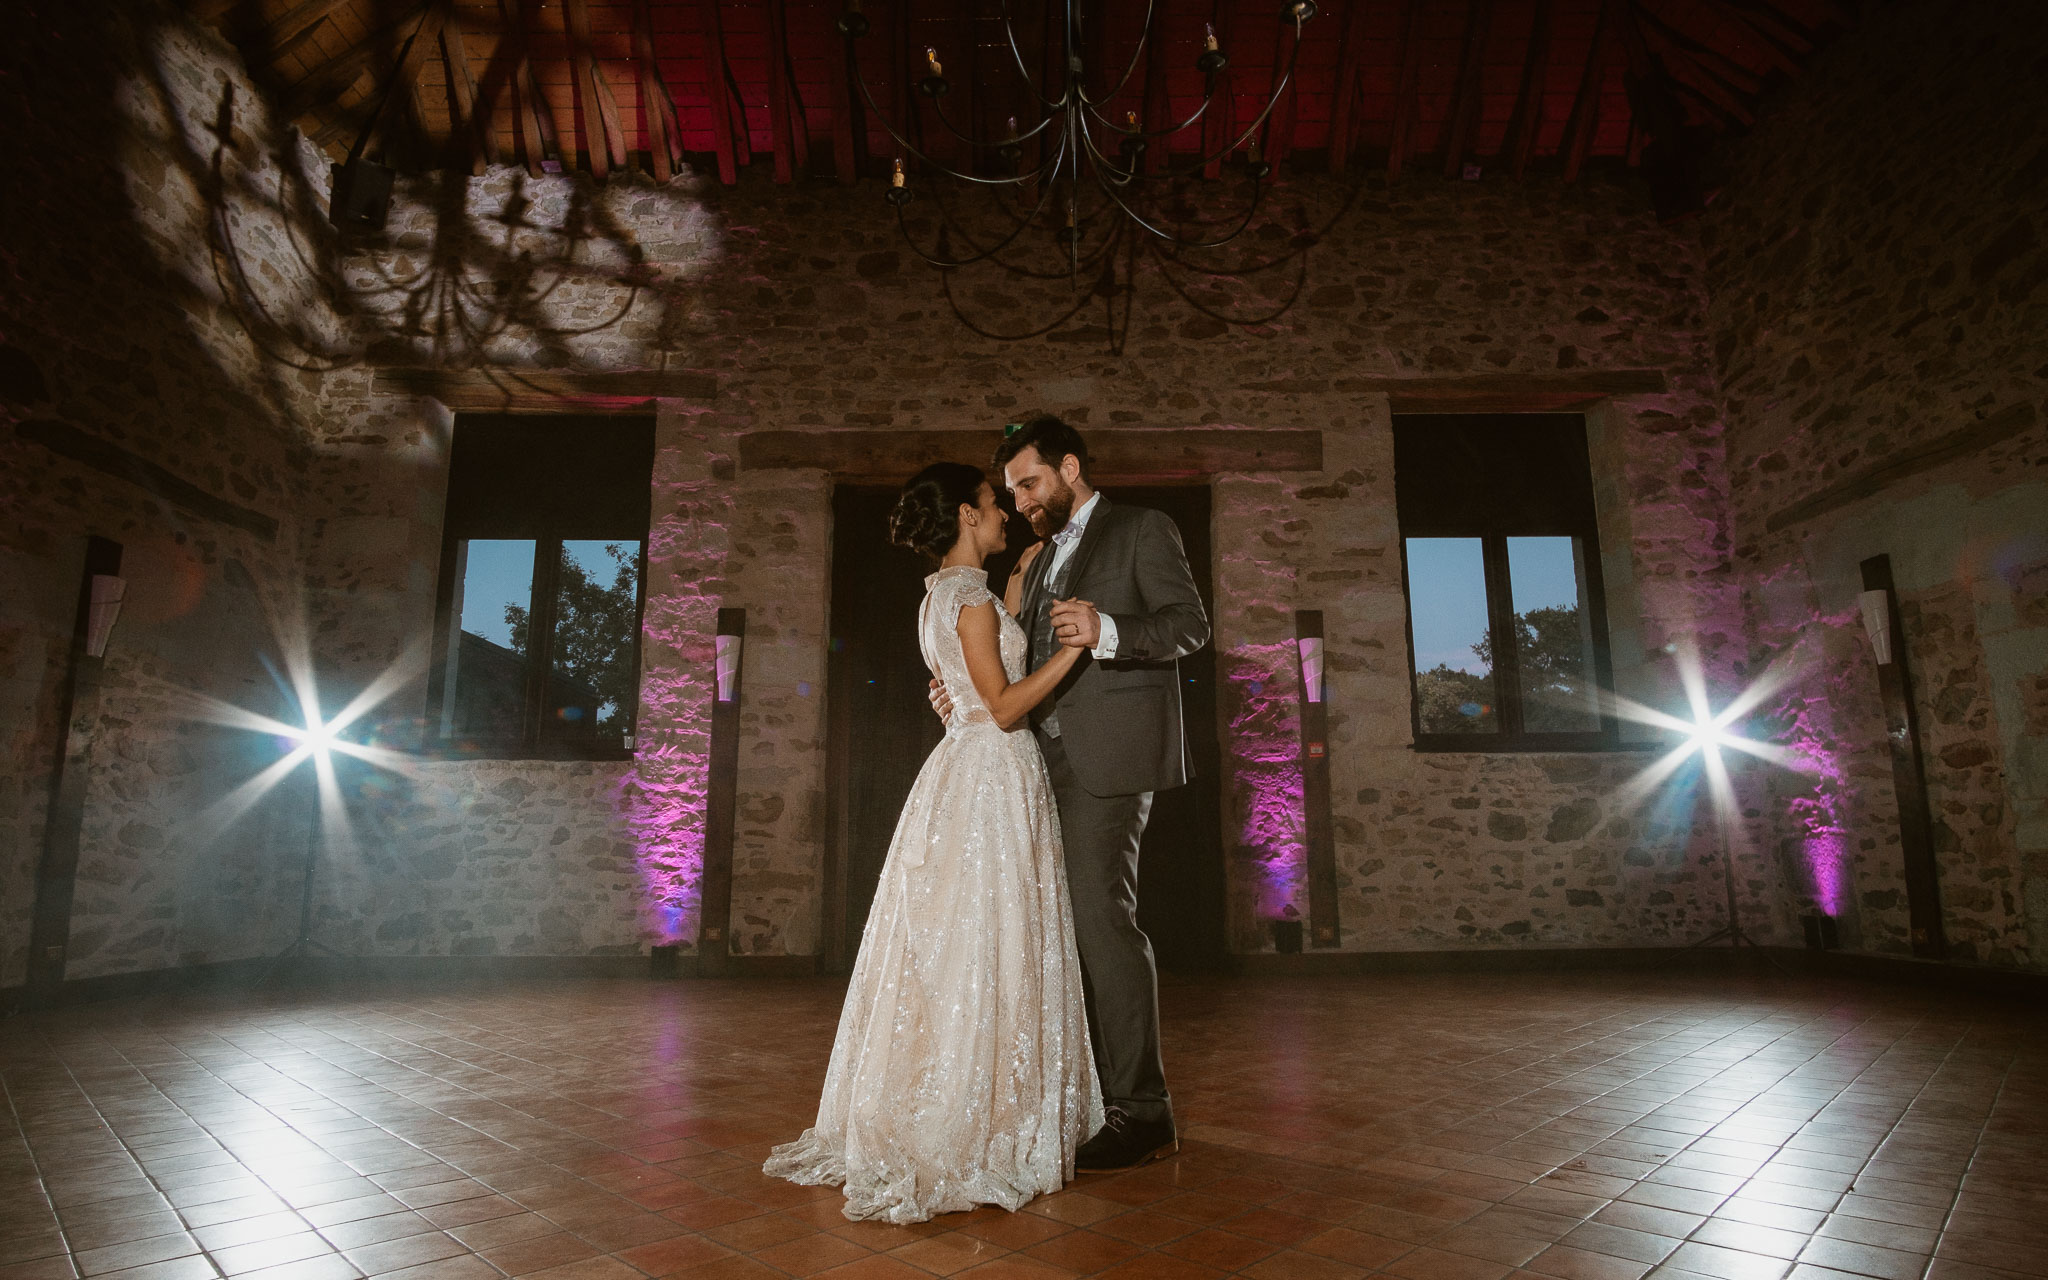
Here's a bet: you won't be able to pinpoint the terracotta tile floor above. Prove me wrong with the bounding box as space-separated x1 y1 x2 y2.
4 970 2046 1280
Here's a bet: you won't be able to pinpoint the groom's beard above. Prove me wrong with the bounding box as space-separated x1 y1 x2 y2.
1026 478 1076 540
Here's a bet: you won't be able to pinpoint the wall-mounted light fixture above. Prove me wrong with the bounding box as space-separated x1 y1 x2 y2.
1297 634 1325 705
700 608 747 976
1293 611 1339 949
1856 588 1893 666
715 631 743 703
85 575 126 659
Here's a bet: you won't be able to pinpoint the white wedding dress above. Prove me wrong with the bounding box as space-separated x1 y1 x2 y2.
764 565 1102 1224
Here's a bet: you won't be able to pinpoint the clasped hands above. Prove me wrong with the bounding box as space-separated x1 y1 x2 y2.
928 597 1098 720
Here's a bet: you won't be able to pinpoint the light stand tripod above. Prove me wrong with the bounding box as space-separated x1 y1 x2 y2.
1688 805 1788 974
262 780 345 981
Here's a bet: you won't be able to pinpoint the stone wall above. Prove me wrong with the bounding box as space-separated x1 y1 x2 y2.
0 3 336 984
280 159 1750 964
26 0 2043 983
1703 0 2048 967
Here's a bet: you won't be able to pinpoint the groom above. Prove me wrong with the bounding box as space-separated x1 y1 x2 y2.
942 415 1210 1171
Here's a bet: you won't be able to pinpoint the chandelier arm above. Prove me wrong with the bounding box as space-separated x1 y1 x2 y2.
1077 128 1268 249
1155 181 1370 276
1148 235 1311 327
900 163 1073 271
849 64 1042 187
1081 83 1217 141
1110 15 1311 183
926 91 1058 154
1076 0 1158 108
995 0 1066 110
939 263 1100 341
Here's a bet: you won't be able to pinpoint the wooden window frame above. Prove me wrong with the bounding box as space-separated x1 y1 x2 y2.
423 415 653 761
1395 414 1622 754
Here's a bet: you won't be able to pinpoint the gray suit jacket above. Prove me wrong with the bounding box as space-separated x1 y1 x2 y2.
1022 496 1210 797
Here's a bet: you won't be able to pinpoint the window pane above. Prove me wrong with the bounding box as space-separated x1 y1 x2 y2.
543 540 644 749
441 539 535 743
1507 536 1603 733
1405 538 1498 734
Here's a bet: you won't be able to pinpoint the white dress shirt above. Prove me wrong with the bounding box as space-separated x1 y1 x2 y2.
1045 491 1119 659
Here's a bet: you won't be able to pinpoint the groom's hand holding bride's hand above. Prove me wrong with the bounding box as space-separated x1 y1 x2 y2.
1049 598 1100 649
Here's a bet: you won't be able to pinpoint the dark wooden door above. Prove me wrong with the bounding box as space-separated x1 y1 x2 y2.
823 484 1225 974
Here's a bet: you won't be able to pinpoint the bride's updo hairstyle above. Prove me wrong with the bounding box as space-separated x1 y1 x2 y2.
889 462 988 560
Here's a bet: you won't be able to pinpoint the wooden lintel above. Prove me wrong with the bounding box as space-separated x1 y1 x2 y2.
373 368 720 410
739 430 1326 480
1341 370 1668 411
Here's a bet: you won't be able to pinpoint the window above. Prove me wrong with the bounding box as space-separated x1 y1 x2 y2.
427 415 654 758
1395 414 1617 751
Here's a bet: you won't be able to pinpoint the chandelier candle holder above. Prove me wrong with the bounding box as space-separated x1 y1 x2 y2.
838 0 1333 350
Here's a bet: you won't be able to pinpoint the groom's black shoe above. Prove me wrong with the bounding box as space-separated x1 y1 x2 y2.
1076 1106 1177 1172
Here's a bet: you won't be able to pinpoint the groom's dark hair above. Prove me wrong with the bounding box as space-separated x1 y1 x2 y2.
993 415 1089 483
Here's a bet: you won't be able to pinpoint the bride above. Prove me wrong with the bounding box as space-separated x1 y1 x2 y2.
763 461 1103 1224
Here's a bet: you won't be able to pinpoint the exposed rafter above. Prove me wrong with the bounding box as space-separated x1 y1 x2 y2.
206 0 1850 192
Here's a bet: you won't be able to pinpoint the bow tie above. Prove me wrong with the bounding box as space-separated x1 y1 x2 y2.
1052 521 1084 547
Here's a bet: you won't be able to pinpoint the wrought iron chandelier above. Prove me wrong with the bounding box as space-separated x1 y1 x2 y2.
838 0 1341 351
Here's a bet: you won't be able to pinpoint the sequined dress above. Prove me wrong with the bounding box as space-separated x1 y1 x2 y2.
763 565 1103 1224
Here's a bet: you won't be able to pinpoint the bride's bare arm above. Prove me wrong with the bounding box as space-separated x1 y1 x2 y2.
957 600 1080 731
1004 541 1045 618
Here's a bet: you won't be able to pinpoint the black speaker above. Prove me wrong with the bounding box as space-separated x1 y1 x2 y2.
329 158 394 233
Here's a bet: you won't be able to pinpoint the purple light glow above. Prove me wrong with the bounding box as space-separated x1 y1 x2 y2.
1225 644 1307 926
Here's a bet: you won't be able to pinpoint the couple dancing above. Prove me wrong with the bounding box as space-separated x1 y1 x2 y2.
763 416 1211 1223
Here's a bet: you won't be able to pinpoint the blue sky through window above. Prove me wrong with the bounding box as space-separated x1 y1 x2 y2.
459 540 533 649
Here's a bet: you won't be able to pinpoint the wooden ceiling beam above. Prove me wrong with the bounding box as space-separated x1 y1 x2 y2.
500 0 547 176
1262 10 1303 179
1140 1 1170 174
562 0 609 178
1560 0 1619 183
766 0 799 182
1504 0 1553 181
1696 0 1806 74
1386 0 1428 182
825 2 860 184
1635 6 1765 95
439 6 494 173
306 3 445 153
1442 0 1495 179
631 0 674 181
704 0 741 184
281 2 429 118
1323 0 1365 174
1200 0 1235 180
258 0 354 62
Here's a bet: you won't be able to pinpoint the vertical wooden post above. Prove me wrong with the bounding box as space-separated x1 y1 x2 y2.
27 536 124 996
699 607 746 975
1860 556 1947 959
1295 610 1340 949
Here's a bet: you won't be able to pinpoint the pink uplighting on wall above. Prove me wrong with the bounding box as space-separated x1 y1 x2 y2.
1225 643 1307 925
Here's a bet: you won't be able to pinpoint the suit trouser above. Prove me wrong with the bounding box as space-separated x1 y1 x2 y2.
1037 730 1170 1126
